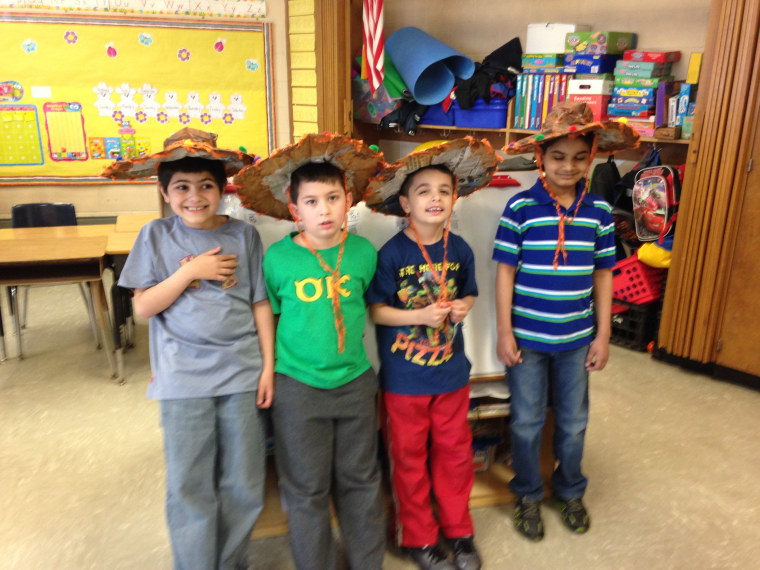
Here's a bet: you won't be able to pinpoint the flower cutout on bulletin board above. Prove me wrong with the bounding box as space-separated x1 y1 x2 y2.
246 59 259 72
106 42 118 58
139 33 153 47
135 110 148 124
200 112 212 125
222 112 235 125
157 111 169 124
178 112 191 125
64 30 78 45
112 110 124 123
214 38 226 53
21 39 37 54
177 48 191 62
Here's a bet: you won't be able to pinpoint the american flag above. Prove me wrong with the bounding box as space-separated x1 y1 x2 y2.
362 0 385 94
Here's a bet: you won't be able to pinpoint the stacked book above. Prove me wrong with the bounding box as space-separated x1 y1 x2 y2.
608 49 681 136
513 54 571 129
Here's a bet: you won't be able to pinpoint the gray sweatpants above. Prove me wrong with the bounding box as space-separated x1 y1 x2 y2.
271 368 386 570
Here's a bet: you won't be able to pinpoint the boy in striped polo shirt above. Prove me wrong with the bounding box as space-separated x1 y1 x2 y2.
493 102 640 541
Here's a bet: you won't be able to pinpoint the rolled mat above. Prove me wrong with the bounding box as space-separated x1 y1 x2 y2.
386 26 475 105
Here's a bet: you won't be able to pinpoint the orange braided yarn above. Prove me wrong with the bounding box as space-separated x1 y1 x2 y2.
535 134 598 269
286 184 350 354
406 188 458 344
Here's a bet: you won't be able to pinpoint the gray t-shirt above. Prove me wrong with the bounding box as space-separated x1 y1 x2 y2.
119 216 268 400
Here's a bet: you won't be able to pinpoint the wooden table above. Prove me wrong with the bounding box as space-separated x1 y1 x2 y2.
0 226 117 377
115 213 159 233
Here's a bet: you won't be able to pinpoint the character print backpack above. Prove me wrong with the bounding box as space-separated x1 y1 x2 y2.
632 163 682 242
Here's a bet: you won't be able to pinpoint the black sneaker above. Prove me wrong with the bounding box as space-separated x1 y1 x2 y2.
514 497 544 541
405 544 457 570
449 536 482 570
554 496 590 533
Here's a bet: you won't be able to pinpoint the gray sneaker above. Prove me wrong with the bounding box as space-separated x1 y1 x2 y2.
406 545 457 570
514 497 544 541
449 537 482 570
554 496 590 533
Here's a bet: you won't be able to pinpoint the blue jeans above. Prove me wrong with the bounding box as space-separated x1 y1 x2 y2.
506 345 590 501
160 392 267 570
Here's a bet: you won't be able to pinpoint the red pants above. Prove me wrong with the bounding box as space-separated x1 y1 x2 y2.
382 385 474 547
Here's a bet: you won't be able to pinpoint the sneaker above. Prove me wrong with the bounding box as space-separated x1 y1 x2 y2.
405 544 457 570
554 496 590 533
514 497 544 541
449 537 482 570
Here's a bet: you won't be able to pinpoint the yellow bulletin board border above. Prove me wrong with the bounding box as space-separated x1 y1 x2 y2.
0 12 275 185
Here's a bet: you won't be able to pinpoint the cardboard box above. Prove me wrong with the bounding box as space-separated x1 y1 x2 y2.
654 126 681 140
614 75 675 88
675 83 696 126
682 116 695 139
616 60 673 72
655 81 681 127
686 52 703 84
568 78 612 120
522 54 565 68
526 22 591 54
565 31 636 55
563 53 621 74
624 49 681 63
607 103 654 118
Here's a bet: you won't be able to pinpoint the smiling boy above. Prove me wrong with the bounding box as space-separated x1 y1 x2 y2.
105 128 275 570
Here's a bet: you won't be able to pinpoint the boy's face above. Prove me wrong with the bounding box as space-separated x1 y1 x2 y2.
540 136 592 194
160 170 223 230
399 169 454 230
291 179 351 248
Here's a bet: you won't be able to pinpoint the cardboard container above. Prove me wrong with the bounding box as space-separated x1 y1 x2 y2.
522 54 565 69
563 53 621 74
623 49 681 63
568 78 613 121
526 22 591 54
686 52 703 84
565 31 636 55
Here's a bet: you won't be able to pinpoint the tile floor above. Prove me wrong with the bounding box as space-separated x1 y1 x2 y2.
1 281 759 570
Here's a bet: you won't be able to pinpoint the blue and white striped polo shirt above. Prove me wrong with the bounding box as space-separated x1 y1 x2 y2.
492 178 616 352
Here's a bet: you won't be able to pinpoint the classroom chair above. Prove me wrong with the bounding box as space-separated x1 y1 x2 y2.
8 202 101 358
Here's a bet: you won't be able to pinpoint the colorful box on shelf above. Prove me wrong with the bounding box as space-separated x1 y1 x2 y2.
419 103 455 126
452 98 508 129
675 83 697 126
686 52 703 84
563 53 621 74
564 31 636 55
610 115 656 136
614 64 673 79
614 75 675 89
623 49 681 63
526 22 591 54
607 103 654 118
567 78 612 121
616 60 673 72
522 53 565 68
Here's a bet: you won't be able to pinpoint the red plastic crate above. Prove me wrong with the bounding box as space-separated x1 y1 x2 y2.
612 253 665 313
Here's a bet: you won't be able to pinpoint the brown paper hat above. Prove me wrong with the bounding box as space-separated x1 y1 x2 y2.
364 137 498 216
101 127 254 180
504 101 641 155
233 132 385 220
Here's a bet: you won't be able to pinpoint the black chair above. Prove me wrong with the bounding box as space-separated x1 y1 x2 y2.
8 203 100 358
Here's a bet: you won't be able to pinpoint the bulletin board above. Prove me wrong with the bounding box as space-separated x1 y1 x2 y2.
0 13 274 183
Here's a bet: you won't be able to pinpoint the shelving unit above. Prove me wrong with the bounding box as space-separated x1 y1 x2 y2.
353 98 692 164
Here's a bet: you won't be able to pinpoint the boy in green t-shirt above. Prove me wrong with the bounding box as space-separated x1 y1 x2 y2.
234 133 386 570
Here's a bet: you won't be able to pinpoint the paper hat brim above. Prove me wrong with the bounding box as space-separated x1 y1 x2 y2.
504 119 641 155
234 132 385 221
101 128 253 180
365 137 498 216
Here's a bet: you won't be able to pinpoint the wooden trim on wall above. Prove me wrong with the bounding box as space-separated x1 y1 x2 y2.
657 0 760 362
314 0 351 134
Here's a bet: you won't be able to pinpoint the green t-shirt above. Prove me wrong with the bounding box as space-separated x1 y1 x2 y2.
263 232 377 389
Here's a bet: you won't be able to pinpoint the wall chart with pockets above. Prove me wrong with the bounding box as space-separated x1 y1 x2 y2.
0 12 274 183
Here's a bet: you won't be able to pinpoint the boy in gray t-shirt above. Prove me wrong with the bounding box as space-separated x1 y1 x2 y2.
105 128 274 569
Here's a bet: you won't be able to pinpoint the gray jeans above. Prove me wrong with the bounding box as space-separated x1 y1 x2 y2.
271 368 386 570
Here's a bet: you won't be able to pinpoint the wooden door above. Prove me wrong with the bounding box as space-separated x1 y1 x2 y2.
714 118 760 375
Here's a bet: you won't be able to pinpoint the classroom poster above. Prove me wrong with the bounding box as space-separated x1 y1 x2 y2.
0 13 274 182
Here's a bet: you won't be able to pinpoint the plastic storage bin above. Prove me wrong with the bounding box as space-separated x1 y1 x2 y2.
419 103 455 126
610 299 660 351
453 98 508 128
612 253 665 312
